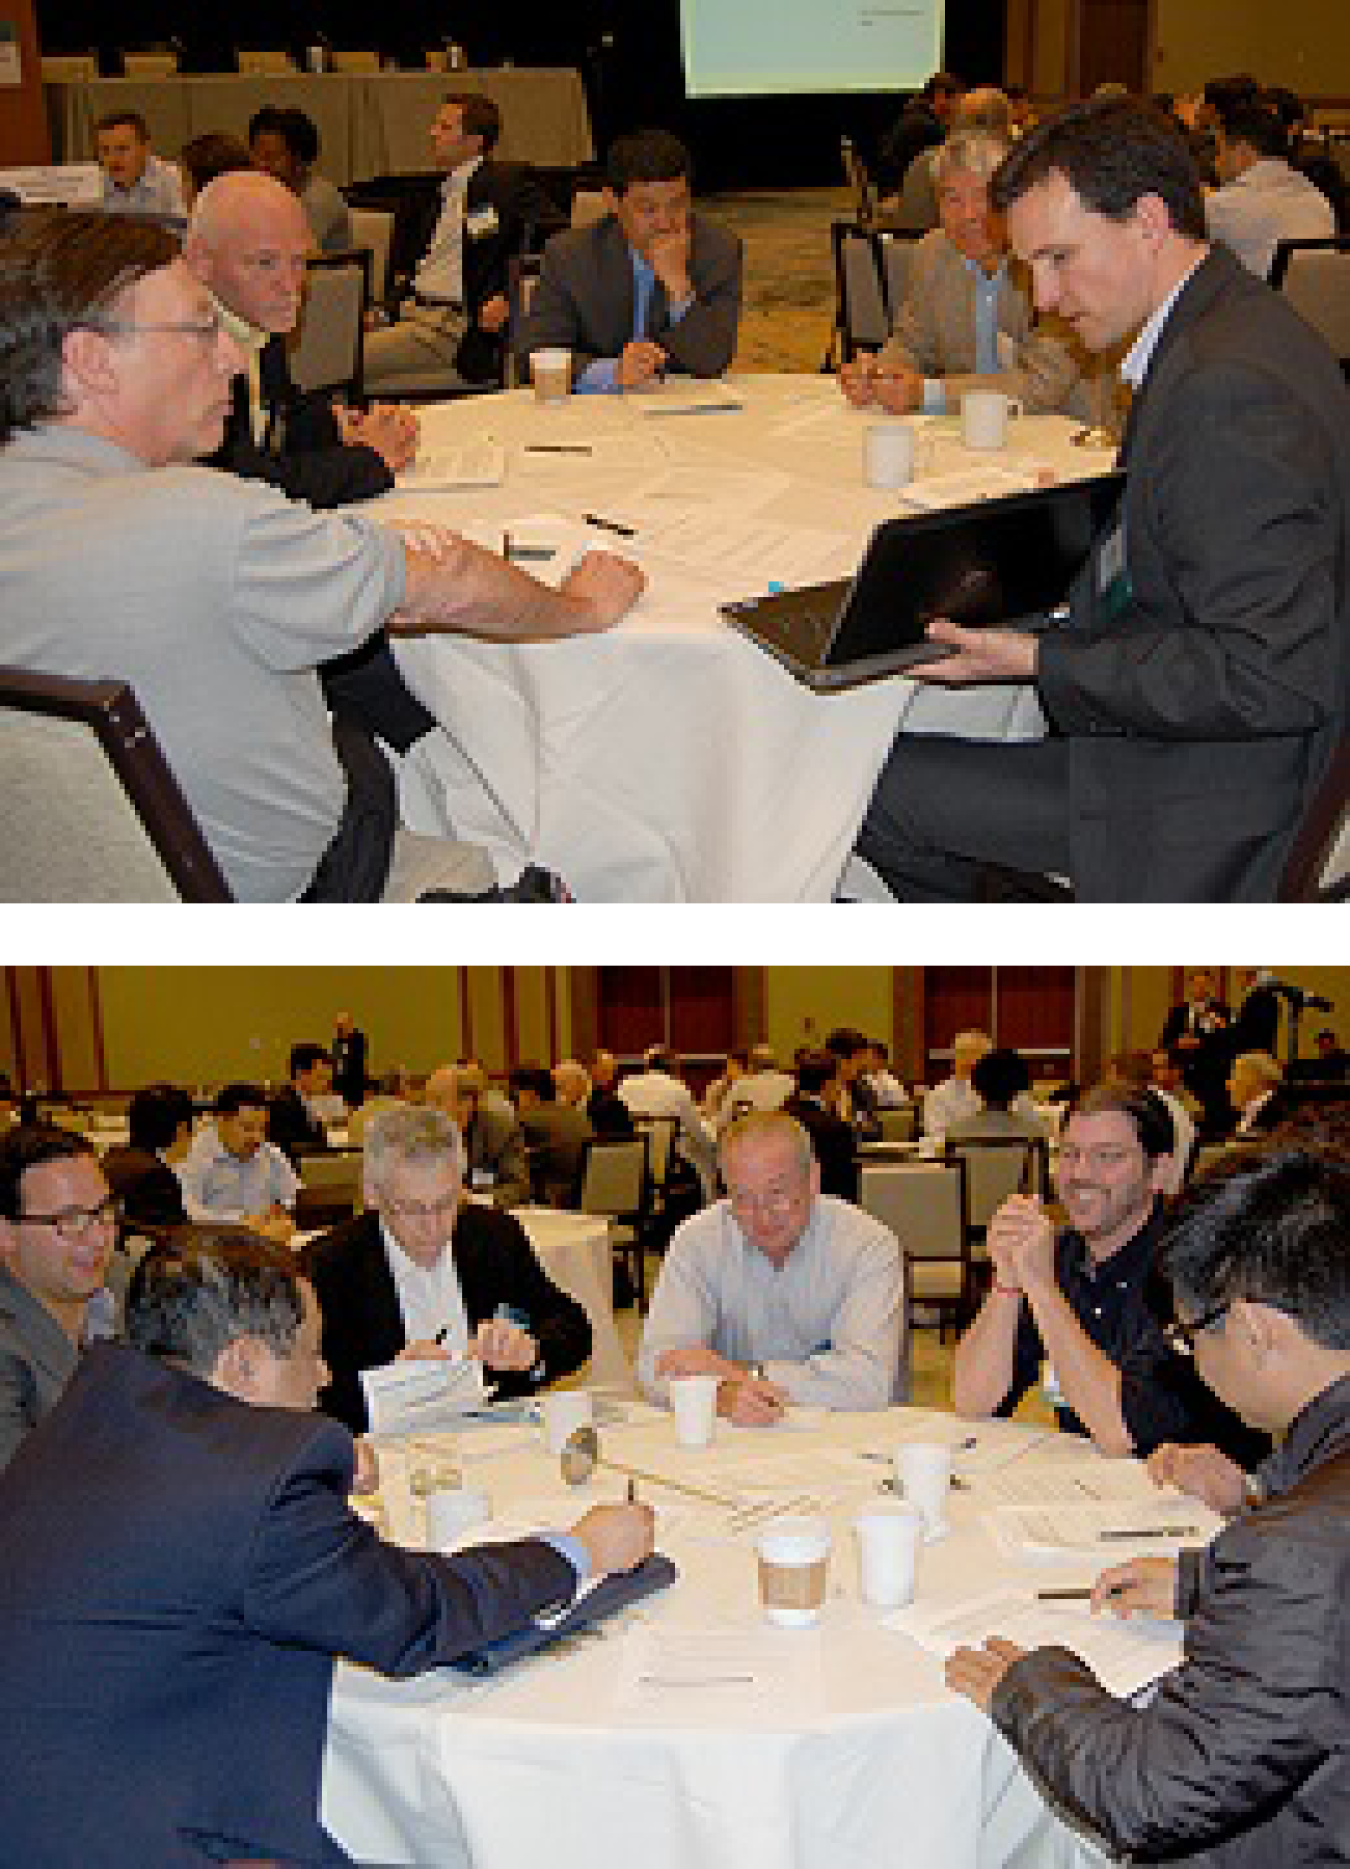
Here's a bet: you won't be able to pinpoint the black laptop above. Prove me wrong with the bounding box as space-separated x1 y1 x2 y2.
722 471 1124 691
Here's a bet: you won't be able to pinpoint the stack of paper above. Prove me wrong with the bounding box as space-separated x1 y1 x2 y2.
360 1357 489 1436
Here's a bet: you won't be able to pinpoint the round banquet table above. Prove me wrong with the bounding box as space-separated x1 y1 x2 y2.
378 375 1119 901
323 1403 1209 1867
507 1205 633 1392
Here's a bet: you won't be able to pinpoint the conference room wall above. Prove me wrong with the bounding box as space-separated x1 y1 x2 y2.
1153 0 1350 98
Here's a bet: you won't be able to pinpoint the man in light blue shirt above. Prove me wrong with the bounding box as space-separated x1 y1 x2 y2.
96 110 185 221
177 1082 298 1242
638 1110 906 1422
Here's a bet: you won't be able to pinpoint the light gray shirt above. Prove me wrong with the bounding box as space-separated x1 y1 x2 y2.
619 1070 717 1195
177 1123 299 1223
301 171 353 254
0 1267 80 1470
101 151 185 221
1206 158 1335 279
638 1195 906 1410
0 427 404 900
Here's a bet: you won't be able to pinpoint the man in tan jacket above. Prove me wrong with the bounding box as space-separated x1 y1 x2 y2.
840 129 1081 416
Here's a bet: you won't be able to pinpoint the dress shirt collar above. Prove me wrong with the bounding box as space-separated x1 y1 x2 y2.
442 154 483 199
210 291 269 356
960 250 1008 288
1119 250 1207 388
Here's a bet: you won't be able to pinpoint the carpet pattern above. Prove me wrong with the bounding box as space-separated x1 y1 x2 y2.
706 186 850 374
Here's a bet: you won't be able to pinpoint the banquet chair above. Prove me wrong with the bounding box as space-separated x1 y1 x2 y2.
505 252 543 386
840 136 876 226
1278 737 1349 901
828 221 889 367
236 49 293 75
294 1150 364 1229
878 228 920 324
945 1136 1048 1268
576 1135 649 1310
288 249 370 400
348 207 394 306
0 667 232 902
1270 237 1350 377
876 1104 918 1144
330 50 381 72
860 1157 970 1339
40 54 99 81
121 51 178 77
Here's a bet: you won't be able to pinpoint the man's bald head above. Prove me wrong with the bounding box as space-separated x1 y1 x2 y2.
184 170 312 335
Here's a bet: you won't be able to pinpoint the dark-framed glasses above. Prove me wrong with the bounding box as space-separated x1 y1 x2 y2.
1164 1300 1229 1356
79 309 226 346
19 1195 121 1240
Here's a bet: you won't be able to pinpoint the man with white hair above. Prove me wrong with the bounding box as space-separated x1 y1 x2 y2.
712 1043 795 1133
1228 1052 1286 1135
922 1029 992 1143
306 1103 591 1433
840 129 1080 416
619 1047 717 1198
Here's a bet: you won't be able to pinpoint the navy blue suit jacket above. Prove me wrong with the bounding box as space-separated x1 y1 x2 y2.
0 1342 575 1865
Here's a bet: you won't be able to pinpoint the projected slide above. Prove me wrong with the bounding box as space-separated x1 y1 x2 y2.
681 0 944 98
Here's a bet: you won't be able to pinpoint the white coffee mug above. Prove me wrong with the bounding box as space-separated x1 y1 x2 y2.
961 389 1022 449
864 420 915 489
542 1388 593 1456
853 1504 924 1608
895 1441 954 1539
668 1373 719 1447
425 1487 491 1549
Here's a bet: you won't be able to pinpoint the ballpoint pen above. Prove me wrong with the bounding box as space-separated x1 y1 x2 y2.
583 511 637 537
1098 1525 1198 1540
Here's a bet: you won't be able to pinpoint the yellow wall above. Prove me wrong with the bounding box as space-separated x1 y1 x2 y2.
761 967 895 1063
1153 0 1350 97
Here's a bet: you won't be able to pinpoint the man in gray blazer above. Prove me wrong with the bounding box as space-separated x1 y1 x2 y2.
0 1125 117 1469
857 96 1348 902
516 128 742 389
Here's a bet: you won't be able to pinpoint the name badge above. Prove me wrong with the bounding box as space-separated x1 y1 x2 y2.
465 205 499 239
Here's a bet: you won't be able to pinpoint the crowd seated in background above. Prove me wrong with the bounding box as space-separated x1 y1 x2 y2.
94 108 185 221
0 1124 117 1470
586 1049 636 1138
711 1043 794 1132
619 1045 718 1200
517 128 743 391
824 1027 883 1137
176 130 253 213
248 104 353 253
637 1110 906 1419
510 1064 593 1205
267 1042 334 1165
783 1048 859 1203
306 1103 591 1433
873 69 964 204
177 1081 298 1243
425 1062 531 1207
945 1047 1046 1144
923 1028 992 1142
101 1082 192 1227
1206 93 1335 277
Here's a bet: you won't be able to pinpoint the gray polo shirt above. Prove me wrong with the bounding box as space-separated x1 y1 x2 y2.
638 1195 906 1410
0 427 404 899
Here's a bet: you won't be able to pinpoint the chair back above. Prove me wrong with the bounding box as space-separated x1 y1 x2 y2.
236 48 293 74
1279 735 1349 901
289 249 370 399
946 1137 1045 1234
348 208 394 305
831 221 889 363
577 1135 647 1221
122 51 177 76
295 1149 364 1227
878 228 920 322
840 136 876 225
41 54 99 81
330 49 381 72
633 1114 677 1189
505 252 544 386
860 1158 970 1333
1270 237 1350 374
0 667 232 902
876 1104 917 1143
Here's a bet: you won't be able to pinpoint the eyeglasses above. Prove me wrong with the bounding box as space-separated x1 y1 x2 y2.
727 1185 803 1220
1164 1300 1229 1356
80 310 226 347
19 1195 121 1240
384 1194 459 1225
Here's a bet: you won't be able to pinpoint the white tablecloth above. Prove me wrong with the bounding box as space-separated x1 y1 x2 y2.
509 1205 632 1391
324 1406 1205 1867
382 379 1115 900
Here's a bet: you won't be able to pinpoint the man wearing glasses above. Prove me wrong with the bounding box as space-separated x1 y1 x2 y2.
947 1149 1350 1869
952 1082 1266 1467
637 1110 905 1423
0 1125 119 1468
306 1104 590 1432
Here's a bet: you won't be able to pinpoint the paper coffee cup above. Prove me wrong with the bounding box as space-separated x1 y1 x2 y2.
668 1372 720 1446
895 1441 953 1540
864 420 915 489
853 1504 923 1608
542 1388 593 1455
961 390 1020 449
530 347 571 403
425 1486 491 1549
756 1515 831 1626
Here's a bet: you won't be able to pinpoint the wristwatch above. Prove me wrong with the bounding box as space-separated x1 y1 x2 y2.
748 1361 766 1382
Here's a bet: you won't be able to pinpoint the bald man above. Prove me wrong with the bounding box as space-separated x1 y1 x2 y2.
184 170 434 754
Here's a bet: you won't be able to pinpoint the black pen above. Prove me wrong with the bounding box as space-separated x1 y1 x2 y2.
525 444 593 455
1036 1586 1125 1601
583 511 636 537
1098 1525 1198 1540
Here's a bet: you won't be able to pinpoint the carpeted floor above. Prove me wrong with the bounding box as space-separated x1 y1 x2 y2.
707 186 849 373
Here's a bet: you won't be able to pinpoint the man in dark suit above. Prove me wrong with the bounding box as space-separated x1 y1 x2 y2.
363 91 564 394
307 1103 591 1433
101 1082 192 1229
783 1050 858 1204
516 128 743 389
268 1042 333 1166
1231 968 1282 1059
0 1230 651 1866
510 1066 593 1206
332 1010 368 1108
1160 969 1233 1137
857 95 1349 902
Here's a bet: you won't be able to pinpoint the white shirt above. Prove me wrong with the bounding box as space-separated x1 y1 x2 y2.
1120 253 1206 390
1206 158 1335 280
1151 1086 1196 1198
713 1069 795 1133
175 1124 299 1223
381 1220 469 1352
619 1069 717 1194
101 152 185 222
921 1075 980 1142
412 156 482 305
637 1195 906 1410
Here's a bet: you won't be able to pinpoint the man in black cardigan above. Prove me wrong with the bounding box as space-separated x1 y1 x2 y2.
306 1103 591 1434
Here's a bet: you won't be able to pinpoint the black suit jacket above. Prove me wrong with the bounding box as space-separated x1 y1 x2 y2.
307 1203 591 1432
268 1085 328 1167
403 159 565 382
0 1342 575 1867
783 1094 859 1204
332 1026 367 1107
1036 245 1350 900
204 332 393 507
100 1146 187 1229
